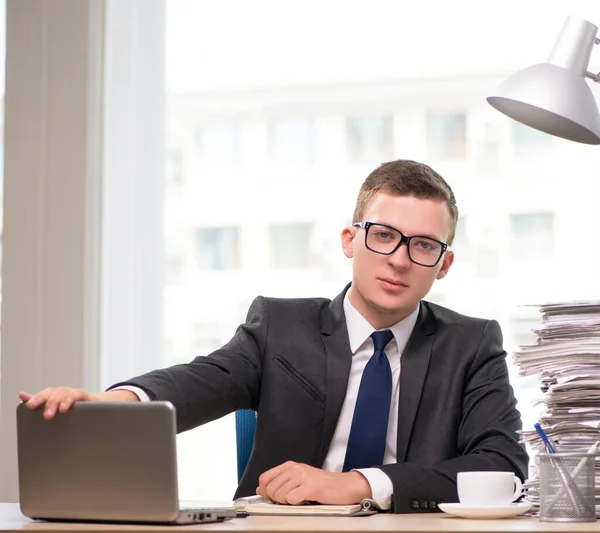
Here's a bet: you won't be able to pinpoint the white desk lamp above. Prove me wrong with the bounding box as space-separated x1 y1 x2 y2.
487 16 600 145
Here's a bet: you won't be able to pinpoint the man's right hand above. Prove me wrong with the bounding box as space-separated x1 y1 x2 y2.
19 388 139 420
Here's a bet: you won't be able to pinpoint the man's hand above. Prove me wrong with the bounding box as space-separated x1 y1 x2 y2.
256 461 372 505
19 387 139 420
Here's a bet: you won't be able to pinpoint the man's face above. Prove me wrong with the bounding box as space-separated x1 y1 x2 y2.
341 192 454 329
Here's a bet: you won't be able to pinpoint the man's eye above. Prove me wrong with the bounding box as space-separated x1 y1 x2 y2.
413 239 439 251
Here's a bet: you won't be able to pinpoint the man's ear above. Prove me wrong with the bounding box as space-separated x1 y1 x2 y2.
341 227 355 259
436 250 454 280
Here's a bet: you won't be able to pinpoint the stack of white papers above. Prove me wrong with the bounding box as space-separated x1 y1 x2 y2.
512 300 600 515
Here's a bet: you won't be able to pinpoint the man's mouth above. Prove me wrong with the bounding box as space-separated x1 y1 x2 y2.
379 277 409 288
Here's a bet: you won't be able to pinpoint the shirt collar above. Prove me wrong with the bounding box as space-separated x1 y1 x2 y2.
343 290 420 354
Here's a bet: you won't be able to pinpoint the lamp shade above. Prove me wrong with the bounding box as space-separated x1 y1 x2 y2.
487 17 600 145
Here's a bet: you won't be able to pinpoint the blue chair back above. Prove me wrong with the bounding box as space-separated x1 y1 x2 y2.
235 409 257 482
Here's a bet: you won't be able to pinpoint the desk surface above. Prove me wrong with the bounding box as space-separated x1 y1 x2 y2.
0 504 598 533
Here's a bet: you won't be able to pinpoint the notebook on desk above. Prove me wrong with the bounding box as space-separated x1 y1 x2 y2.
16 401 238 525
233 495 380 516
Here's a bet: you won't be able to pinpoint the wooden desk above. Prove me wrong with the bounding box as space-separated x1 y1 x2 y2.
0 504 598 533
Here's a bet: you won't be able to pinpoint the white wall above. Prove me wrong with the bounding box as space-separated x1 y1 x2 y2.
0 0 105 501
0 0 165 502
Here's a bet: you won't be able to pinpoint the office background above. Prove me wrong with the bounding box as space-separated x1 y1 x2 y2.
0 0 599 503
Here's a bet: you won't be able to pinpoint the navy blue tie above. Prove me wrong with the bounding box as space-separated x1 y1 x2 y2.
343 329 394 471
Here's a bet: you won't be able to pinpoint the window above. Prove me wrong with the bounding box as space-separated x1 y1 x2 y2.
346 116 394 162
269 118 314 165
195 121 239 164
513 122 551 157
510 213 554 260
196 227 239 270
426 112 467 160
268 223 314 268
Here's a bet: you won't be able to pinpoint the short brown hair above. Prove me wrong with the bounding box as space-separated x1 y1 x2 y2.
352 159 459 245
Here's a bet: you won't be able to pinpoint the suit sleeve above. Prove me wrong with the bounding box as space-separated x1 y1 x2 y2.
378 320 529 513
110 296 269 432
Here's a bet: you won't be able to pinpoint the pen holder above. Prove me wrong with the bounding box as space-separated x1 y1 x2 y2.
539 452 597 522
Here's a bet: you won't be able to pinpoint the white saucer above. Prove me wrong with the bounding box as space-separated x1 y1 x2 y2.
438 502 532 519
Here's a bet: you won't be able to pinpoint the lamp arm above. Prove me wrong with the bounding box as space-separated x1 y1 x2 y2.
585 71 600 82
586 38 600 82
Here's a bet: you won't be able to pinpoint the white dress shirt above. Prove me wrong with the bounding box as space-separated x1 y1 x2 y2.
116 292 420 508
320 293 419 508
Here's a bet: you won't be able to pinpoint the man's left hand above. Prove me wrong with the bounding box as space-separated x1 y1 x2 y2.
256 461 372 505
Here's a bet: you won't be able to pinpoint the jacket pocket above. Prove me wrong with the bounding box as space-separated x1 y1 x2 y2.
275 354 325 403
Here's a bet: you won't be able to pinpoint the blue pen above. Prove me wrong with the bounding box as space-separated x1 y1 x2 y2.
534 423 557 453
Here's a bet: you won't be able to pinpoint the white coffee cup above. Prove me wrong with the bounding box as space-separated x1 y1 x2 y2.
457 471 523 506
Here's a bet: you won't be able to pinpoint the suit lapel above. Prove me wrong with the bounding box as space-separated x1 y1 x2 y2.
316 287 353 466
396 302 435 462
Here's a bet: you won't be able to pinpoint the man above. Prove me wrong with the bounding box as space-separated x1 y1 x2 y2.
20 159 528 513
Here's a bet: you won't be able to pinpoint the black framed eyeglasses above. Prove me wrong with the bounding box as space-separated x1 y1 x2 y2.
353 221 449 267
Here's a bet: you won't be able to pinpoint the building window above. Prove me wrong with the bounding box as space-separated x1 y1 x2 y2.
269 118 314 165
195 121 239 164
513 122 551 158
268 223 314 268
346 116 394 162
426 112 467 161
510 213 554 260
196 227 239 270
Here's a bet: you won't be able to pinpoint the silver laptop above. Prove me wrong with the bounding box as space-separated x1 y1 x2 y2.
16 401 238 524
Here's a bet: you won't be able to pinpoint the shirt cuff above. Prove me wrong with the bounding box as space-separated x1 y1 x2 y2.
355 468 393 510
109 385 151 402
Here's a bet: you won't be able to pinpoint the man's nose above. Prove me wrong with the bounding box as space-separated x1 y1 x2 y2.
387 242 412 268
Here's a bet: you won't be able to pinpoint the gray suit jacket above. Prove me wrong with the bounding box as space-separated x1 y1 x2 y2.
115 285 528 513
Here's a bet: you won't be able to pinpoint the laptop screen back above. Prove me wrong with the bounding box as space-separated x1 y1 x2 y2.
17 401 182 523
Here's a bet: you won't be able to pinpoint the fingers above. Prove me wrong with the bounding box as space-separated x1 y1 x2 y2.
57 396 75 414
263 471 295 504
272 478 305 505
257 461 296 491
21 387 91 419
257 465 362 506
45 388 91 419
284 486 311 506
22 388 55 409
41 389 65 419
257 462 311 505
18 391 33 402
